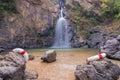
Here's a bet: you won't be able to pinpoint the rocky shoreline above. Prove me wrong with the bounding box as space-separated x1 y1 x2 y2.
0 49 120 80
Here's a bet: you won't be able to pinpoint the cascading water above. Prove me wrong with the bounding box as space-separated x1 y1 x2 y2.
60 8 64 17
51 0 71 48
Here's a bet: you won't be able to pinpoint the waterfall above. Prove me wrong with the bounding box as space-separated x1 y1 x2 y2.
60 8 64 17
51 1 71 48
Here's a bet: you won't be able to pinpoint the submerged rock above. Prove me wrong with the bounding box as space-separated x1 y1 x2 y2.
25 71 38 80
41 50 56 63
0 52 26 80
75 59 120 80
29 54 35 61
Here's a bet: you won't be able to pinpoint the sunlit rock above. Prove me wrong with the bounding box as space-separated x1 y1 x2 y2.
41 50 56 63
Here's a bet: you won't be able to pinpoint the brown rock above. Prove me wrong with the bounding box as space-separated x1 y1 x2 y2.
41 50 56 63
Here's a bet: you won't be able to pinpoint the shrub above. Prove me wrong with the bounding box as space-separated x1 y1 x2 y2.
0 0 17 14
101 0 120 19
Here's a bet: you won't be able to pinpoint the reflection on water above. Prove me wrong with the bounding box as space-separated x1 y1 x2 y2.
26 49 120 80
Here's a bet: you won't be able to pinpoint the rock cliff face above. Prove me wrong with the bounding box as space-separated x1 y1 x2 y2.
66 0 120 48
0 0 119 49
0 0 57 49
66 0 103 22
72 0 102 16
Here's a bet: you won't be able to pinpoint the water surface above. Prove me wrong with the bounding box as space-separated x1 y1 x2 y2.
26 49 120 80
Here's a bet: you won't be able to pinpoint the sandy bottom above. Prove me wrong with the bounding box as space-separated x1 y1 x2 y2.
26 49 120 80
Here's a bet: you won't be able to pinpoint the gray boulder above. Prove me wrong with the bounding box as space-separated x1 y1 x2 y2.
0 52 26 80
41 50 56 63
101 37 120 60
75 59 120 80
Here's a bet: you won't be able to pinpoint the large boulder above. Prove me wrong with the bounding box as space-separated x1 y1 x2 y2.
0 52 26 80
41 50 56 63
75 59 120 80
101 35 120 60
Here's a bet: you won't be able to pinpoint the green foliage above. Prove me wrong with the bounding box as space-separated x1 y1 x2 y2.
101 0 120 19
76 25 89 39
70 4 100 26
68 4 96 39
0 0 17 14
115 0 120 6
69 5 82 25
